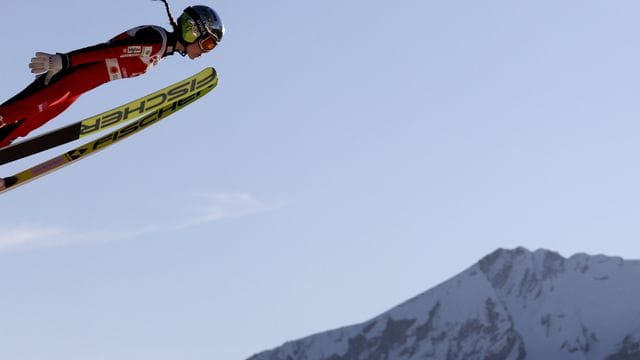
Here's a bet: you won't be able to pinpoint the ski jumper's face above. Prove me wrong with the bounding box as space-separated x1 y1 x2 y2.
185 42 206 59
184 35 218 60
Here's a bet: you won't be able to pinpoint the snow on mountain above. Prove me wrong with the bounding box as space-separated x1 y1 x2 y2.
248 247 640 360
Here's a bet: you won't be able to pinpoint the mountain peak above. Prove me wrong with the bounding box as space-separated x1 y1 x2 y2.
477 247 565 302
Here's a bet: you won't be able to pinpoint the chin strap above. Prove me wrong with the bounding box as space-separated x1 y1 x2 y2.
175 38 187 57
164 31 186 57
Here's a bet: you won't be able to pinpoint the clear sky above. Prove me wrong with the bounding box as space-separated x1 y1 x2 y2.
2 0 640 359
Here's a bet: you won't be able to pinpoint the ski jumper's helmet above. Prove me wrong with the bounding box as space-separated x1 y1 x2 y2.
178 5 225 45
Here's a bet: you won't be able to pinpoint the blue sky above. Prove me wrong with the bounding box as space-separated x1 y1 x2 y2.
3 0 640 359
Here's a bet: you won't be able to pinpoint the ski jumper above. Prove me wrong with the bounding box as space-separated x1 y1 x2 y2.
0 26 177 147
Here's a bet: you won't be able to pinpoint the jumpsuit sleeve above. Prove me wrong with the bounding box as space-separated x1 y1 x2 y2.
63 27 166 67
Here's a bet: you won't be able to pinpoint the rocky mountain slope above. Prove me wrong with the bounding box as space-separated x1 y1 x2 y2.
249 248 640 360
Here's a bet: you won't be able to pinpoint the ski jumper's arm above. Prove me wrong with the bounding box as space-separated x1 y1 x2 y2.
62 26 174 79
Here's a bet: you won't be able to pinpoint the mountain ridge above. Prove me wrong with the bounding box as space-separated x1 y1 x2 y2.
248 247 640 360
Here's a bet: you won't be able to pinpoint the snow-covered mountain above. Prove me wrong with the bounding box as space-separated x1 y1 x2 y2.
248 248 640 360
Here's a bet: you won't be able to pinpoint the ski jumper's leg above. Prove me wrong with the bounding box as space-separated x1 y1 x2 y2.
0 95 81 148
0 63 110 146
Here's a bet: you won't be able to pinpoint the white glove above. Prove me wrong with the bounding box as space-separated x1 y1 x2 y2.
29 52 66 85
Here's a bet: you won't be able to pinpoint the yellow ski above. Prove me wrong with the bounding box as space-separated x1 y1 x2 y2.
0 71 218 194
0 67 217 165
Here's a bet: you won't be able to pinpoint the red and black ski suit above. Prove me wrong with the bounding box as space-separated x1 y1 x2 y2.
0 25 178 147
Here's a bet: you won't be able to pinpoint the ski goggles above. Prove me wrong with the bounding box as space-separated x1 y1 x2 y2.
198 35 218 52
